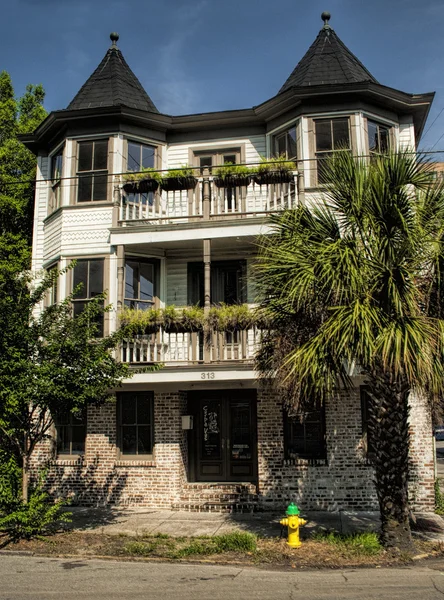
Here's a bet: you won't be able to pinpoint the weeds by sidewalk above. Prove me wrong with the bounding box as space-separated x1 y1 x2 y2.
2 529 443 569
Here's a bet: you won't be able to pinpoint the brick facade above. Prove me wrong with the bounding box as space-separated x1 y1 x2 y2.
31 386 434 512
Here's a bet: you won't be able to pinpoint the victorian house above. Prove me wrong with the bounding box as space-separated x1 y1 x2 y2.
23 14 435 512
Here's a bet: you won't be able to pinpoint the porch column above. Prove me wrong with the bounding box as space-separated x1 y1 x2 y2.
202 167 210 220
297 161 305 206
112 176 121 227
203 238 211 362
116 245 125 312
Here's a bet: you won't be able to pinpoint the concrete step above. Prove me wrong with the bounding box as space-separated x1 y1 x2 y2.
172 500 259 514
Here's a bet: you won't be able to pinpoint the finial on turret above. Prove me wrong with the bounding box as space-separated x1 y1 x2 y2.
321 12 331 28
110 32 119 47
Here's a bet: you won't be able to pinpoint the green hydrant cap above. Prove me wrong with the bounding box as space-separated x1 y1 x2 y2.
286 503 300 516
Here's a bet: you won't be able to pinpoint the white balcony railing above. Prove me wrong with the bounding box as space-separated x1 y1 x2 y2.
118 172 299 224
120 327 260 365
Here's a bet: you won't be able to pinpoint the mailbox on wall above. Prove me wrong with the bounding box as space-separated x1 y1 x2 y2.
182 415 194 430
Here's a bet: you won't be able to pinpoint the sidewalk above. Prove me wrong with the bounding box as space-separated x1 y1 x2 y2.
62 507 444 541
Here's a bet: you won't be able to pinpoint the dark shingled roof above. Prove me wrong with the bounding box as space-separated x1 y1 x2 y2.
67 42 158 112
279 21 378 93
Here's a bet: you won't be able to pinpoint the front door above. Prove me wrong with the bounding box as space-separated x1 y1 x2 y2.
190 390 257 482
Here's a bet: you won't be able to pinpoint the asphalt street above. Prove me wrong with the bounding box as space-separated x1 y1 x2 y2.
2 555 444 600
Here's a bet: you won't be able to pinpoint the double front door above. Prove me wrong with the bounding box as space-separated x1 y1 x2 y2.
189 390 257 482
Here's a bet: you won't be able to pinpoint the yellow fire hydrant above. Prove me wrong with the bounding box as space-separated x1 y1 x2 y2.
280 503 307 548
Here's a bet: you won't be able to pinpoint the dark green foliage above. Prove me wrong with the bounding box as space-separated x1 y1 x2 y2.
256 150 444 550
0 470 71 541
435 480 444 515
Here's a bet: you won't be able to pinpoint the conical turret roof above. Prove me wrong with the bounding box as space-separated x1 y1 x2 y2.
67 33 158 112
279 13 378 93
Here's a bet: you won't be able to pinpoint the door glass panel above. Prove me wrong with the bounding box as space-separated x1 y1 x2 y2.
200 156 213 173
230 401 252 461
201 400 221 459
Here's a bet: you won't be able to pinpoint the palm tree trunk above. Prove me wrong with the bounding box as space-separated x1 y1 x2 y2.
367 370 414 551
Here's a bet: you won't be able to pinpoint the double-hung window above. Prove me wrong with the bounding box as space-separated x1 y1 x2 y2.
284 405 326 460
314 118 350 184
367 120 390 157
124 258 158 310
49 149 63 213
72 259 104 336
126 141 156 206
118 392 154 458
55 410 86 456
77 139 108 202
273 125 297 159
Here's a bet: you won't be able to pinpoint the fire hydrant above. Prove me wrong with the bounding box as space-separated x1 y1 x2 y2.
280 503 307 548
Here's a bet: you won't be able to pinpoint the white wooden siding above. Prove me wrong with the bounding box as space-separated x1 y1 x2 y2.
166 136 267 169
31 155 49 274
399 118 415 150
167 258 188 306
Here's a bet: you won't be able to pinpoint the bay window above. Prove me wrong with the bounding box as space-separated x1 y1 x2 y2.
315 117 350 184
77 139 108 202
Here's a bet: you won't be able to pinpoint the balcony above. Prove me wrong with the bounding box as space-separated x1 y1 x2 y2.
120 327 260 366
117 163 300 225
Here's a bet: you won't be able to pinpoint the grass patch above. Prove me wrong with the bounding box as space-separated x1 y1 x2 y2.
124 541 156 556
214 531 257 553
124 531 258 559
311 531 382 556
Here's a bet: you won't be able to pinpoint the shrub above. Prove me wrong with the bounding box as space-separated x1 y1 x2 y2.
0 451 21 514
0 488 71 541
435 480 444 515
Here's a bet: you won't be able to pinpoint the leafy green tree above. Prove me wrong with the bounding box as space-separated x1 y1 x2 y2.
255 150 444 550
0 71 46 276
0 268 132 502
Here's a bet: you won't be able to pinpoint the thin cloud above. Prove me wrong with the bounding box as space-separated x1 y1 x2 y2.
148 0 208 115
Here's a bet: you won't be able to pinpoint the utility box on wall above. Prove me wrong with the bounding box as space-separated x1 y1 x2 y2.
182 415 194 430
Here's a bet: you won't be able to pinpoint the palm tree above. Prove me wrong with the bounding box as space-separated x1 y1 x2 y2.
255 150 444 550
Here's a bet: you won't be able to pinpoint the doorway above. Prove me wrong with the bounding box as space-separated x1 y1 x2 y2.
189 390 257 482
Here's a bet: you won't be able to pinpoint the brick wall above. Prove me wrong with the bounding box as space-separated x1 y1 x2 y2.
31 386 434 511
257 386 378 511
33 392 188 508
408 391 435 511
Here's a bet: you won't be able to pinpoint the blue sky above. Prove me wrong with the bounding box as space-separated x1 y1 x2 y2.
2 0 444 150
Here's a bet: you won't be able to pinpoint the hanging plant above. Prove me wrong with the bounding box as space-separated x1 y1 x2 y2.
161 166 198 192
207 304 254 331
120 307 163 334
252 155 296 186
122 168 162 195
213 163 252 188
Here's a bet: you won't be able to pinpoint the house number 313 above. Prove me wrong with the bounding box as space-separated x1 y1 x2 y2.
201 372 215 380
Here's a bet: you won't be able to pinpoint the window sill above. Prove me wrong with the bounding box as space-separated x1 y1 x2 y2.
283 457 328 467
51 456 84 466
115 459 156 467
